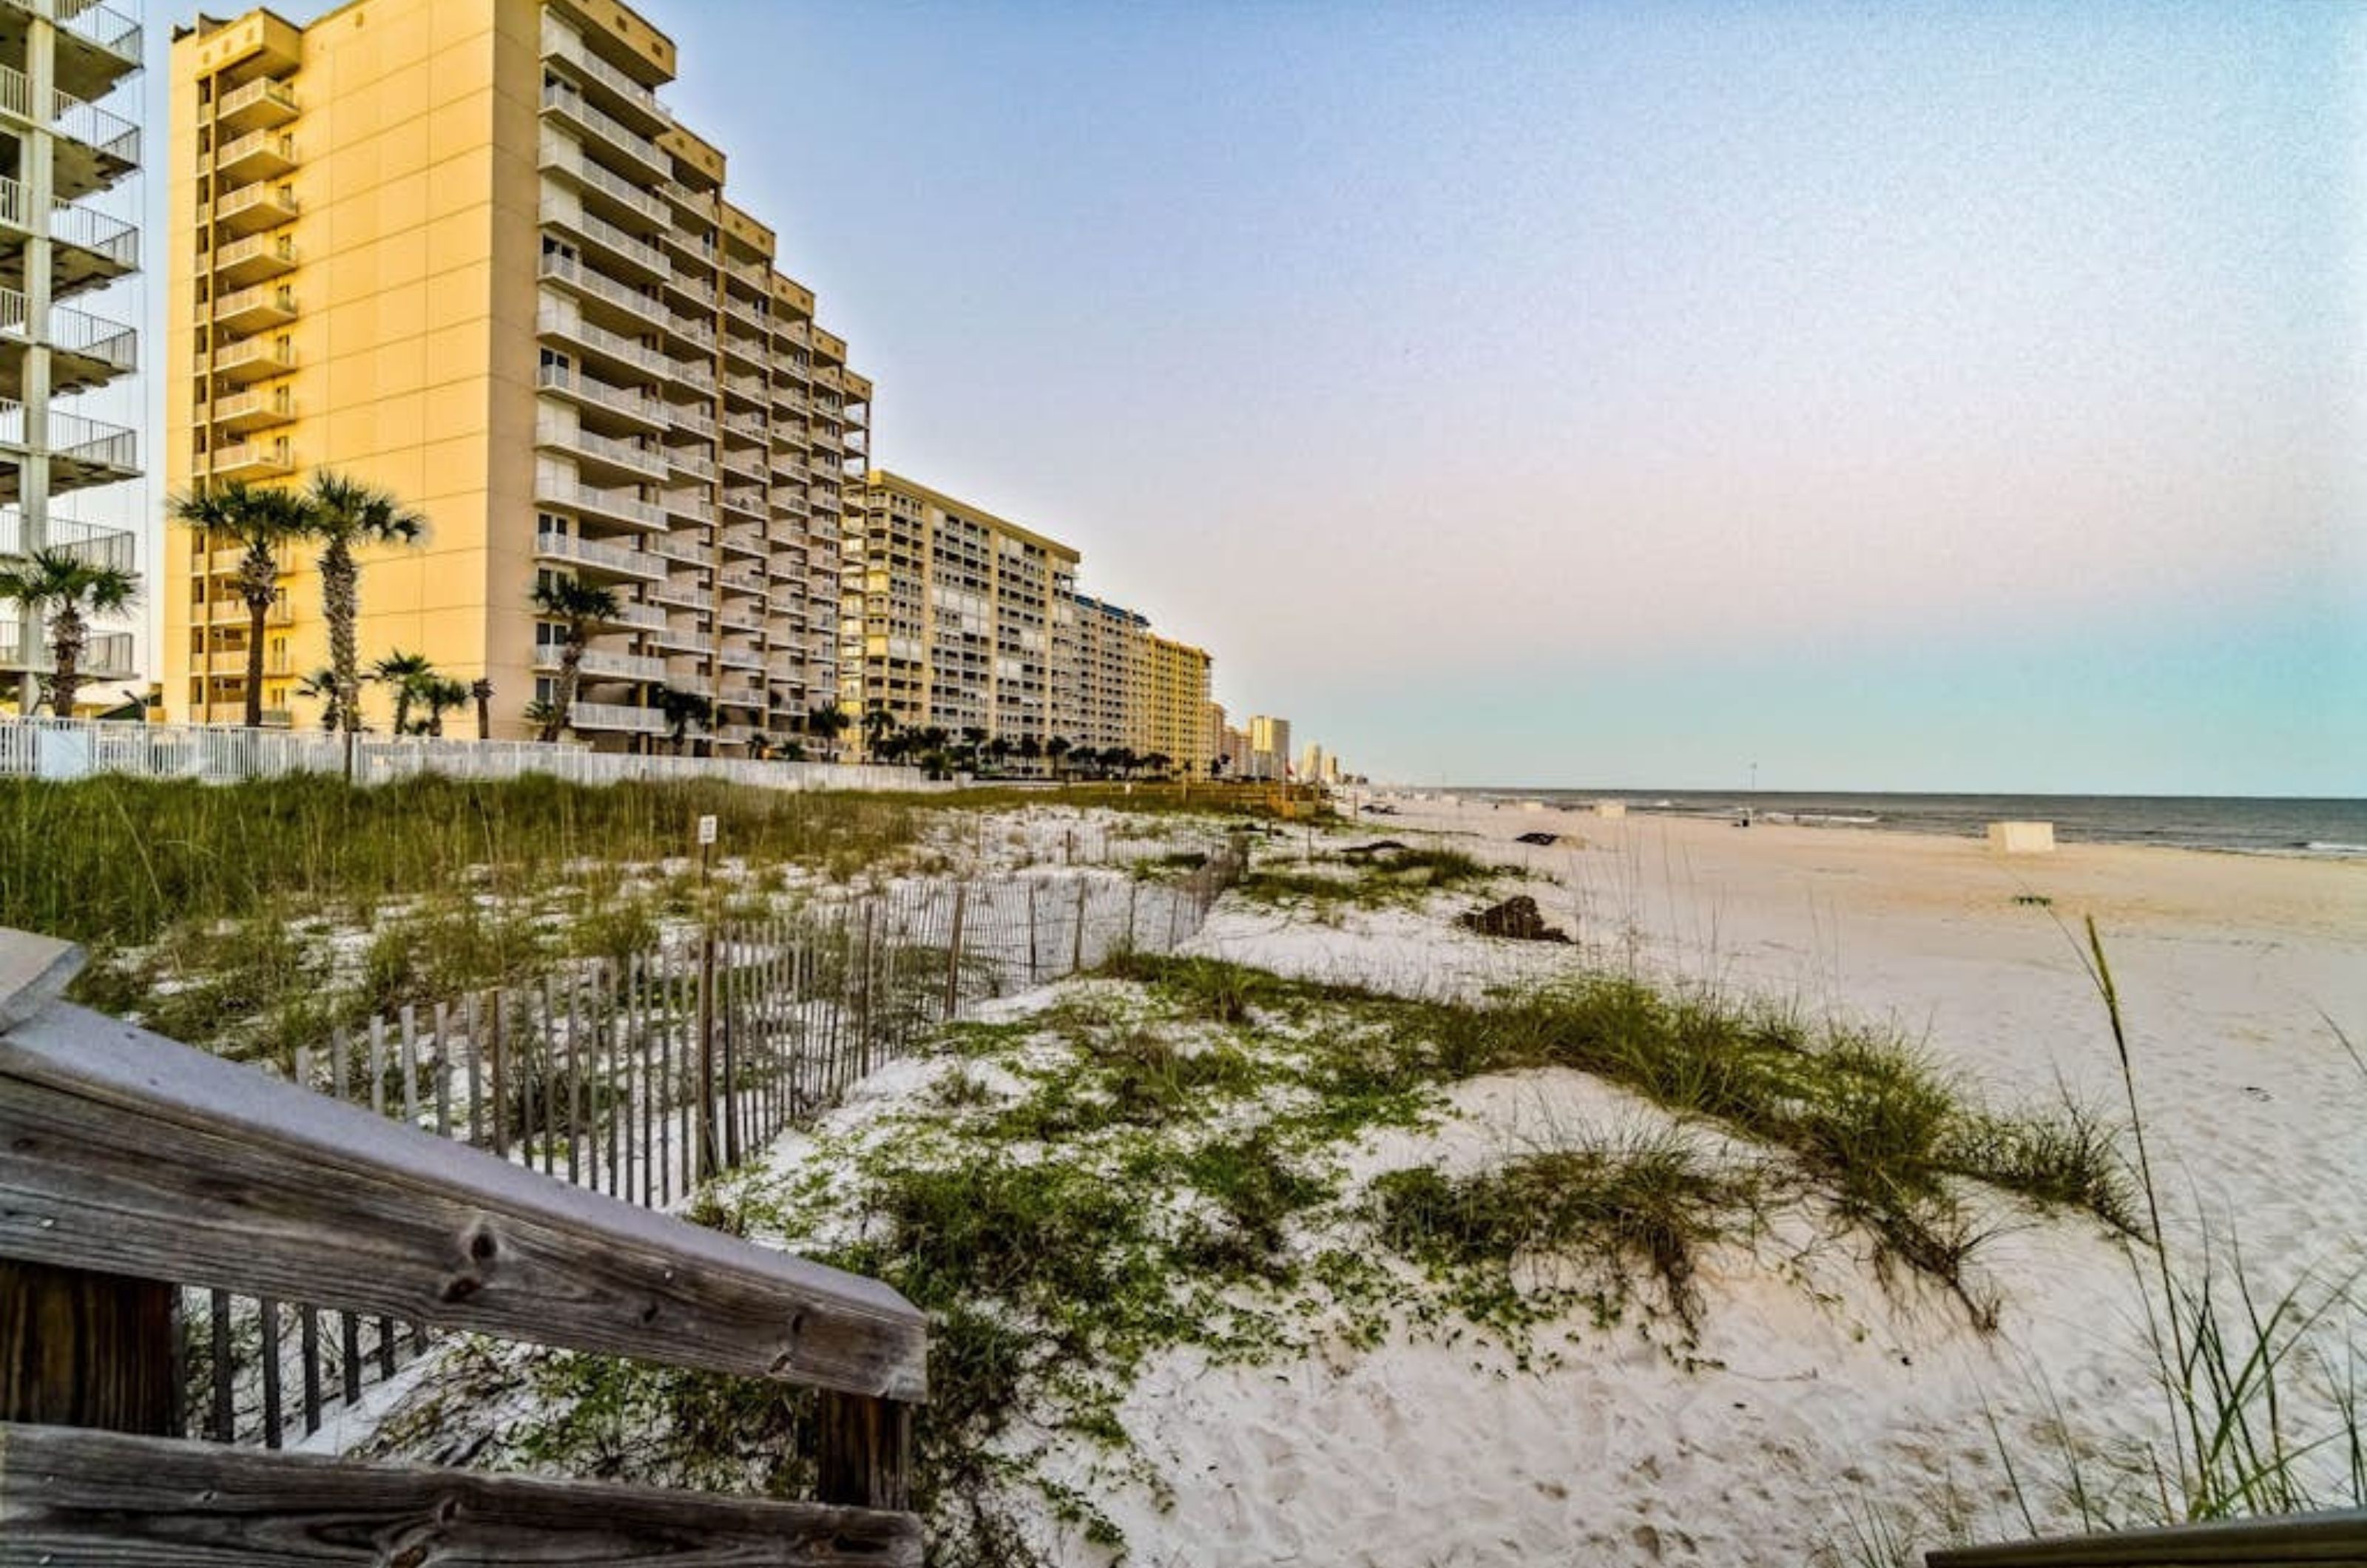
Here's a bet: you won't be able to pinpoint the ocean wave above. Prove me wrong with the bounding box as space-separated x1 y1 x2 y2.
2302 841 2367 856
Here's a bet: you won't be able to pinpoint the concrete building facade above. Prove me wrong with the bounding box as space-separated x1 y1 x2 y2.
162 0 866 744
1246 713 1290 780
1058 589 1147 753
0 0 144 707
840 470 1078 751
1144 632 1212 777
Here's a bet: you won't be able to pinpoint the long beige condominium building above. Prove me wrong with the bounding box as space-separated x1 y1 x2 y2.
1145 632 1212 777
1054 589 1147 753
163 0 868 746
0 0 143 708
840 470 1078 752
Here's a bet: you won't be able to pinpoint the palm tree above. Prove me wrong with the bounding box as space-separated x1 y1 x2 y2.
1046 735 1072 778
294 667 342 731
418 675 470 737
0 547 138 717
654 683 712 755
1142 750 1172 780
371 649 433 735
169 481 316 728
528 575 619 742
470 677 494 740
806 701 851 758
306 471 426 734
859 703 897 760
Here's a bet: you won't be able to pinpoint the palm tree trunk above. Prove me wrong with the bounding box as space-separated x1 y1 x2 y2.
472 680 492 741
45 606 85 717
240 546 276 729
321 535 361 734
548 643 584 742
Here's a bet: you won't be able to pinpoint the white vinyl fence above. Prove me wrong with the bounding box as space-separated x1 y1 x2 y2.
0 716 946 794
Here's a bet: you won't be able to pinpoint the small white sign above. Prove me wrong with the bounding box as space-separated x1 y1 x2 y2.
696 814 718 846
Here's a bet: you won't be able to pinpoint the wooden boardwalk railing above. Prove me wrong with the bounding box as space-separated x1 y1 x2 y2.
0 927 928 1563
1928 1510 2367 1566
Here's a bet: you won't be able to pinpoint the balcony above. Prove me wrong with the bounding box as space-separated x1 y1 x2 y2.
662 442 715 482
649 530 707 566
209 181 300 236
720 604 765 634
535 416 666 484
0 179 136 295
650 578 712 612
212 334 295 382
669 402 715 439
532 528 664 583
215 127 297 183
720 487 765 524
212 280 297 334
209 229 297 287
720 522 765 558
539 17 669 135
1 0 142 104
539 197 667 285
210 384 296 435
669 355 715 393
0 509 132 569
537 645 668 684
566 699 667 736
538 80 669 184
0 618 132 678
538 251 668 336
660 487 715 525
538 130 669 229
536 362 666 436
610 598 668 632
535 303 667 380
215 75 298 134
0 289 134 396
0 67 140 200
533 471 665 533
206 434 292 483
666 308 715 354
0 401 135 499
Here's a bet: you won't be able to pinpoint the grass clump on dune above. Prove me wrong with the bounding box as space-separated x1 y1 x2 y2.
1104 953 2137 1322
1374 1129 1768 1337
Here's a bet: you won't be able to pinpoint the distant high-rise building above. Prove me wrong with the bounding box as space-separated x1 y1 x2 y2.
1145 632 1212 777
1 0 145 709
1247 714 1290 780
1058 590 1148 753
841 471 1078 751
163 0 866 743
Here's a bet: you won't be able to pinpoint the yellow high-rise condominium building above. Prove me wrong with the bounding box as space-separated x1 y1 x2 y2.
840 471 1078 754
163 0 868 746
1144 632 1212 777
0 0 145 710
1056 590 1148 753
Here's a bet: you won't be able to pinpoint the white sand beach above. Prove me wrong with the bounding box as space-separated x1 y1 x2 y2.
1106 797 2367 1565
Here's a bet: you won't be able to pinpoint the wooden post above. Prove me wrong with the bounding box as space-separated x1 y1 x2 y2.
696 923 717 1185
0 1260 178 1436
1027 879 1040 984
1071 882 1088 973
816 1391 914 1514
943 885 967 1021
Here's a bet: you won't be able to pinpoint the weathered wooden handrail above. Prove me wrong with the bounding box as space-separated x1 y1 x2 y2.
1927 1509 2367 1566
0 927 928 1561
0 1422 918 1565
0 939 925 1402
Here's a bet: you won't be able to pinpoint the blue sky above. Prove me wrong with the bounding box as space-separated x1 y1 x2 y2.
155 1 2365 792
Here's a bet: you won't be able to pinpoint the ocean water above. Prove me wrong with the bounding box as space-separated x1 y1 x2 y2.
1451 791 2367 859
